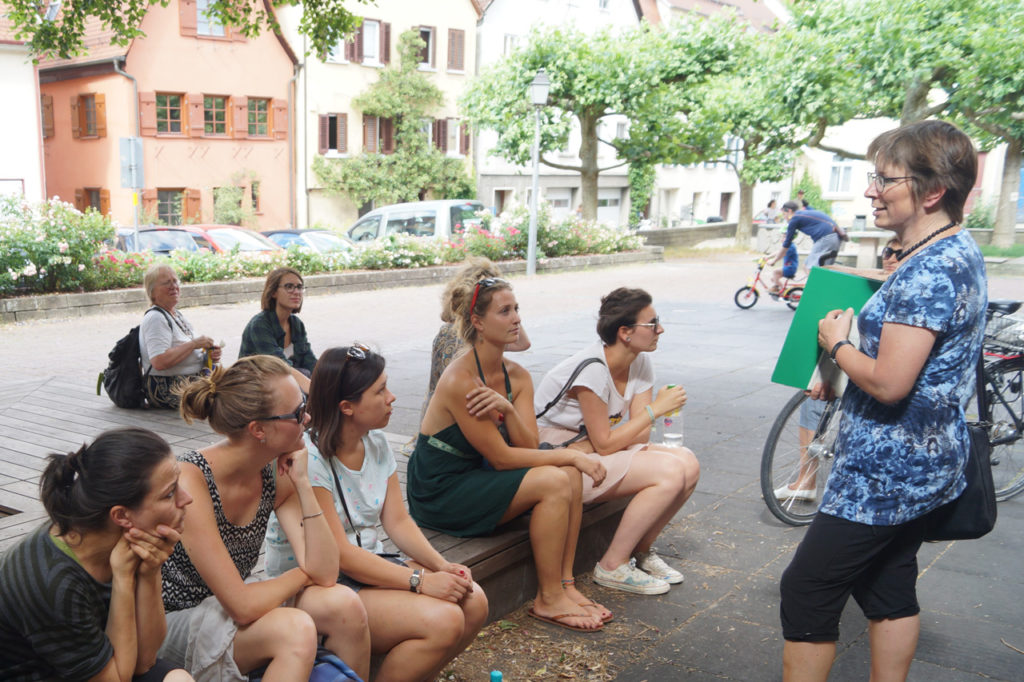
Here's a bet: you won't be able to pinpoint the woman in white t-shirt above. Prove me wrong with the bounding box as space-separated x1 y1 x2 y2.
534 287 700 596
265 345 488 682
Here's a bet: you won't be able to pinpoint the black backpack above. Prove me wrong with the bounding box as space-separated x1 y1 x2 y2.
97 307 172 408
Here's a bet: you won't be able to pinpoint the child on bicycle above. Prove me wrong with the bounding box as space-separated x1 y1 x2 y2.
770 244 799 295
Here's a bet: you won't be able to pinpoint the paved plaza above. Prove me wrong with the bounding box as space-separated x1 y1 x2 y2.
1 254 1022 680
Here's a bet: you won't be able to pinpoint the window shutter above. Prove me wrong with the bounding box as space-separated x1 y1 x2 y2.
448 29 464 70
382 23 391 64
139 92 157 136
41 94 54 138
272 99 288 140
231 96 248 139
356 23 365 63
430 26 437 67
338 113 347 153
99 189 111 216
381 117 394 154
363 115 378 153
94 93 107 137
318 115 329 154
184 188 201 221
74 189 86 211
70 96 81 138
345 39 356 62
187 93 204 137
460 122 469 155
141 189 157 214
179 0 197 37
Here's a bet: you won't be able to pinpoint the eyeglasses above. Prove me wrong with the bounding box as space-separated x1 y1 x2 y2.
633 316 661 329
882 246 899 260
260 396 307 423
281 282 304 293
867 172 914 192
346 342 370 361
470 277 507 312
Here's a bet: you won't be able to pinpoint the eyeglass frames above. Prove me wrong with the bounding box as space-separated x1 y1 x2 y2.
633 316 661 329
259 396 307 423
470 277 507 312
867 172 914 192
280 282 305 293
882 246 898 260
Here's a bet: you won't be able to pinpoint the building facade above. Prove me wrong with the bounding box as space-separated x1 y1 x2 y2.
0 16 45 201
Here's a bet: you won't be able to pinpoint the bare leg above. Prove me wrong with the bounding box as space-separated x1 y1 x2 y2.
498 465 602 630
163 671 195 682
634 445 699 553
782 640 835 682
232 607 317 680
294 584 371 680
868 615 919 682
785 426 819 492
554 467 611 621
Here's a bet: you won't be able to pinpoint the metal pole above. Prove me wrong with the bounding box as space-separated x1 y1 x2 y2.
112 59 140 241
526 107 541 276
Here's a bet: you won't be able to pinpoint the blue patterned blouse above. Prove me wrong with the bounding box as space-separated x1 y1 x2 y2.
819 230 987 526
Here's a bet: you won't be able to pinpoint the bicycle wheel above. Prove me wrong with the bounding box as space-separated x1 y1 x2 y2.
734 286 759 309
785 286 804 311
980 358 1024 501
761 391 841 525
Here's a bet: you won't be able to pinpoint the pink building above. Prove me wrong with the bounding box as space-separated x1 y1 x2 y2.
38 0 297 229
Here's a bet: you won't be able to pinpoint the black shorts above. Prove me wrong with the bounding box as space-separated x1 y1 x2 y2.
780 512 925 642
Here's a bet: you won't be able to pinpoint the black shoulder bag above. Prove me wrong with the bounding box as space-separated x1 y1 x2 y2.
536 357 605 450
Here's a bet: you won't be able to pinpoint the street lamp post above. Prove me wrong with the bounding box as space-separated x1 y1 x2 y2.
526 69 550 276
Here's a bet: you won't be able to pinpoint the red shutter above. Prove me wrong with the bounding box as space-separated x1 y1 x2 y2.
187 93 204 137
180 0 197 37
318 115 329 154
345 39 356 62
184 188 201 221
381 117 394 154
94 93 107 137
448 29 464 70
355 22 365 62
338 113 347 153
459 122 469 155
272 99 288 140
139 92 157 136
382 23 391 64
70 96 81 138
74 189 86 211
99 189 111 216
41 94 54 138
232 96 248 139
363 115 377 153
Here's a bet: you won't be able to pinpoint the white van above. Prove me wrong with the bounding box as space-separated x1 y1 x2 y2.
346 200 485 242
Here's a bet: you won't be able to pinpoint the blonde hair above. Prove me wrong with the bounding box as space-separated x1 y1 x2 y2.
143 263 176 305
439 257 502 324
452 276 512 345
178 355 292 435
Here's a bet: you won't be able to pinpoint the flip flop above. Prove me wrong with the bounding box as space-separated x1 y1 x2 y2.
527 607 604 632
578 600 614 623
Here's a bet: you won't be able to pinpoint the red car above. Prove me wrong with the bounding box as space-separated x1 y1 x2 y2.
182 225 282 254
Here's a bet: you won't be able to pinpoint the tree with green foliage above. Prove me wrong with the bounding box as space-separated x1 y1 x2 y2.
3 0 369 59
461 20 741 221
312 31 475 208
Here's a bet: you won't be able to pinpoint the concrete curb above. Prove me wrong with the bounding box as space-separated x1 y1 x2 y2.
0 247 663 323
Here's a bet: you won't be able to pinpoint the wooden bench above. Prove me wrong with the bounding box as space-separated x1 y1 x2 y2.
0 379 625 623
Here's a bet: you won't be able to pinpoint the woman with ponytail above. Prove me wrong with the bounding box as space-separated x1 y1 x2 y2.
159 356 370 682
0 427 194 681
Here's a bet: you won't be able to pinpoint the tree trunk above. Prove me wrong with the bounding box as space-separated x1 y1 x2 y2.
993 138 1021 249
735 179 754 247
578 112 600 221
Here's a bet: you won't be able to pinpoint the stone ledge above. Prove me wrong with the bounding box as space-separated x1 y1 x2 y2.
0 247 663 324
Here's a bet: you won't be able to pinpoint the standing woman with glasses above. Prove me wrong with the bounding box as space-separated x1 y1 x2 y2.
408 277 609 632
159 356 370 681
533 287 699 597
780 120 986 682
240 268 317 394
140 264 222 409
265 345 489 681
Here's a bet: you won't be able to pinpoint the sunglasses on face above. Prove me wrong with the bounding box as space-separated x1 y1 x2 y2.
882 246 899 259
260 396 307 423
470 277 507 312
633 316 661 329
281 282 304 293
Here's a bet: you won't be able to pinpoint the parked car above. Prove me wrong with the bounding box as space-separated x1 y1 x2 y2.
260 229 354 253
182 225 282 253
114 227 203 255
346 200 485 243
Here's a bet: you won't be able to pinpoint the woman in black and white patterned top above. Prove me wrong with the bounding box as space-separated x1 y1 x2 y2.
158 355 370 682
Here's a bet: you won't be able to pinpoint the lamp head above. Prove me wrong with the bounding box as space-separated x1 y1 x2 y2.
529 69 550 107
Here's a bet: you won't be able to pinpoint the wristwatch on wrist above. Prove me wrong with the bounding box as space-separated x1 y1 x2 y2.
830 339 853 363
409 569 422 594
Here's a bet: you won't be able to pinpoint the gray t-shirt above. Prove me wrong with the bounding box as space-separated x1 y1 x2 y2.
140 307 203 376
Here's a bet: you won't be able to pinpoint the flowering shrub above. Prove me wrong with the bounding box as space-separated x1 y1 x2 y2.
0 195 114 295
171 249 289 283
352 234 448 270
84 249 155 290
462 224 510 261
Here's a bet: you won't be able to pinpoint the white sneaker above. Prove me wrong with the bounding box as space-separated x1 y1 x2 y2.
773 484 817 502
635 550 684 584
593 558 670 595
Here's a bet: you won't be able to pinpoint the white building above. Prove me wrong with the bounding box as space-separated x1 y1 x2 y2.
0 18 45 201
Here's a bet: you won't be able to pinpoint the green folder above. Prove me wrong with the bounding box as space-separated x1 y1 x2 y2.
771 268 882 390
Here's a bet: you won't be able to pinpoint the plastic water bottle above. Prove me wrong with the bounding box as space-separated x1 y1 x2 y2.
490 672 503 682
660 384 684 448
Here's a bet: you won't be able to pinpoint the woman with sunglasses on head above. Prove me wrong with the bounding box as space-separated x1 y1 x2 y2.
0 428 193 682
239 268 317 394
534 287 699 596
159 356 370 682
408 277 608 632
265 345 488 681
780 120 986 682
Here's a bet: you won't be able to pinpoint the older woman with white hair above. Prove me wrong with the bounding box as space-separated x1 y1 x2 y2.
139 264 222 409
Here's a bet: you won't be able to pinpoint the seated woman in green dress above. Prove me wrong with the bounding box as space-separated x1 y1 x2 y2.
407 276 608 632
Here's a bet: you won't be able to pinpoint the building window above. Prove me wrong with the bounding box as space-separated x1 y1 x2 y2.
363 19 381 63
71 93 107 138
503 34 518 56
596 197 620 207
157 189 184 225
447 29 465 71
204 95 227 135
337 19 390 65
599 0 609 8
81 95 97 136
363 115 394 154
248 98 269 137
418 26 435 67
156 94 183 134
251 181 261 213
196 0 226 37
616 121 627 138
829 156 854 193
319 113 348 154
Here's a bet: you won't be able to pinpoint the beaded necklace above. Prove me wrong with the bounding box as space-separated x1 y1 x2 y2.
895 221 956 261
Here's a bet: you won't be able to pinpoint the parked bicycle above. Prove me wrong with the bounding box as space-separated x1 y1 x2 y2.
760 299 1024 526
734 255 804 311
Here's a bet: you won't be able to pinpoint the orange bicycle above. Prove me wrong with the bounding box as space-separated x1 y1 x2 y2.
734 256 803 311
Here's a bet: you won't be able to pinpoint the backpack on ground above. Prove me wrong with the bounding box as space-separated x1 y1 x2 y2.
97 307 171 409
